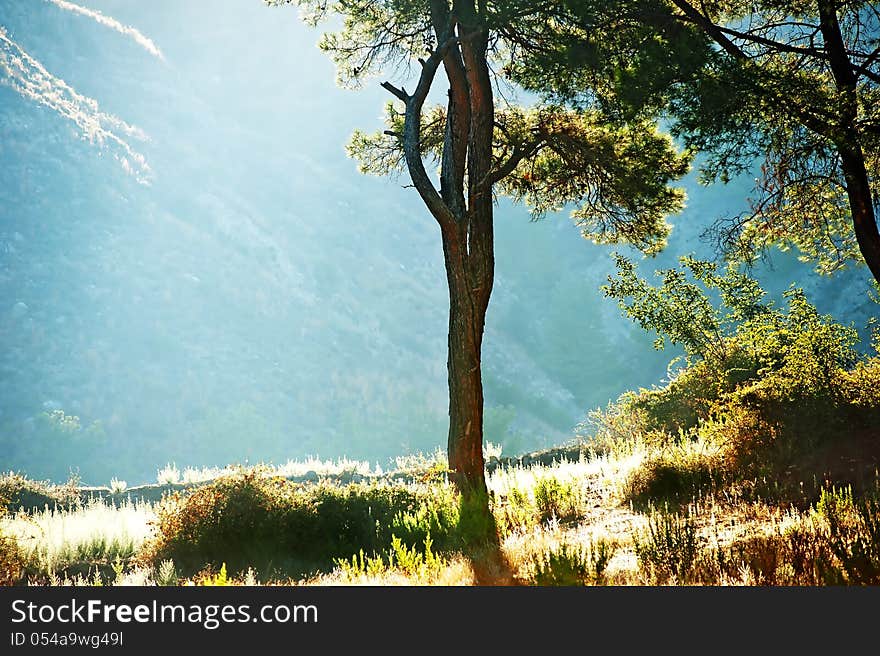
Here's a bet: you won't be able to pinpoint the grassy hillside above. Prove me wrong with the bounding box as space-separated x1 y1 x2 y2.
2 432 877 587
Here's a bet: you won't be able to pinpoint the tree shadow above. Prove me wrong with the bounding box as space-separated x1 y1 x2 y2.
456 490 525 585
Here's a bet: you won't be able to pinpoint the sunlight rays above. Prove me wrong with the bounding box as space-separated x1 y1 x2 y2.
0 27 151 183
46 0 165 61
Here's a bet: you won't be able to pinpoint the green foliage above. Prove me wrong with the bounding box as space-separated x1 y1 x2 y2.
391 483 460 546
508 0 880 274
335 534 446 580
817 487 880 585
633 505 702 584
604 255 880 502
143 471 465 578
24 534 138 586
533 476 581 524
0 531 24 586
155 559 178 587
604 254 768 366
624 449 719 511
456 489 499 547
492 487 536 538
503 0 714 120
493 109 688 255
198 563 230 586
269 0 434 87
0 471 79 513
349 102 689 256
0 498 25 586
530 538 617 586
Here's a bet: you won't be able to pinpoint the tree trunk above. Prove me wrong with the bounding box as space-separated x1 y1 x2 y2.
817 0 880 284
398 2 495 505
442 223 489 495
838 145 880 284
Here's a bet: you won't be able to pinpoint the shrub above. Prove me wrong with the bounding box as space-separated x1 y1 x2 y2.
530 539 617 586
533 476 580 524
633 505 702 584
0 498 25 586
817 487 880 584
142 471 463 578
156 464 181 486
624 448 719 510
603 255 880 503
154 559 179 587
492 487 536 538
335 535 446 580
0 472 79 512
109 478 128 495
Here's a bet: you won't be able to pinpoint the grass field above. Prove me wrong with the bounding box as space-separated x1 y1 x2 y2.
3 436 877 586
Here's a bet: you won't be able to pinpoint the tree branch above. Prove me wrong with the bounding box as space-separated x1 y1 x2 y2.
380 81 408 102
672 2 880 84
670 0 747 60
854 45 880 84
380 33 464 229
432 0 470 219
482 138 544 189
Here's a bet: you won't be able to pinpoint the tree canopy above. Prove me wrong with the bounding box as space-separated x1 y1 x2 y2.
280 0 690 252
504 0 880 280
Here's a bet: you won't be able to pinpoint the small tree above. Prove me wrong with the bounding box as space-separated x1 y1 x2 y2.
272 0 689 500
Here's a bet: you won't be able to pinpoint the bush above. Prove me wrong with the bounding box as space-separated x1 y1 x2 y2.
633 505 702 584
0 472 79 513
624 448 719 510
533 476 581 524
492 487 536 538
530 539 617 586
603 256 880 504
817 487 880 584
141 471 464 578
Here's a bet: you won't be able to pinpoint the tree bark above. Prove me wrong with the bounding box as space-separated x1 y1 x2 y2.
442 223 488 494
817 0 880 284
837 143 880 283
443 5 495 496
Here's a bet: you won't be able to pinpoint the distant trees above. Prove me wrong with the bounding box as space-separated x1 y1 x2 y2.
274 0 689 506
506 0 880 281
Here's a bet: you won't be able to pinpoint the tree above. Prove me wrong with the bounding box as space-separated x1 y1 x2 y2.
272 0 689 500
505 1 880 282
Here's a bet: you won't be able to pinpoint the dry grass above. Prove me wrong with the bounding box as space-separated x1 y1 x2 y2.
3 448 878 586
1 497 155 584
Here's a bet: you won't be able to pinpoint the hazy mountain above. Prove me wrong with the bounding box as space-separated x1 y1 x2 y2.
0 0 875 484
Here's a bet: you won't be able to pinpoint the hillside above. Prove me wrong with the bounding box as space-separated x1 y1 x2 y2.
2 0 877 488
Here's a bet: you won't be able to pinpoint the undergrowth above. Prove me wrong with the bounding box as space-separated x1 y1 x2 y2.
599 256 880 508
140 470 467 578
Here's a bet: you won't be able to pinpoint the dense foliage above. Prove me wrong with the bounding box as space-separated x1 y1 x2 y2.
142 471 469 577
600 255 880 502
